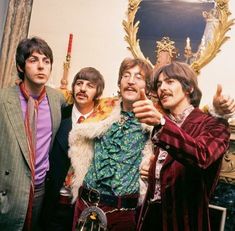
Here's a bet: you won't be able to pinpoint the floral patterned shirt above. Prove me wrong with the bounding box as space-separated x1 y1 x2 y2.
84 110 149 196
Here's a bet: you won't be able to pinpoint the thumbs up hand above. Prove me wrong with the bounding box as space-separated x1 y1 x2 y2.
213 84 235 115
133 89 163 125
139 88 148 101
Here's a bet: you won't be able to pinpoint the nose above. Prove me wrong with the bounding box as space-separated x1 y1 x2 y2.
37 59 44 69
157 83 167 96
127 75 135 84
159 81 167 91
80 84 87 92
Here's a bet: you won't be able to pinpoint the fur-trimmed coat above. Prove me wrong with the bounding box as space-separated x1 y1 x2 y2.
68 100 154 203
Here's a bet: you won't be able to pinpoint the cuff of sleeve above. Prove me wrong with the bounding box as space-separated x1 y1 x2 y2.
151 116 166 140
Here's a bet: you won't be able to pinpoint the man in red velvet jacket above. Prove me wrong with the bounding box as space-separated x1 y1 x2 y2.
133 61 230 231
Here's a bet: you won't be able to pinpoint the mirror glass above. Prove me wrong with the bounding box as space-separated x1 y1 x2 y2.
123 0 234 73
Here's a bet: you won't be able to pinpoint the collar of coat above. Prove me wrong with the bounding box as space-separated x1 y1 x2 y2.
68 99 154 203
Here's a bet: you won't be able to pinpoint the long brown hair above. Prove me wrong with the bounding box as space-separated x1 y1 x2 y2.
152 61 202 107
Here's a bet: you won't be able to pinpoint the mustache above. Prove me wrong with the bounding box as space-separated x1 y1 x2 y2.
124 86 137 92
159 91 172 100
75 92 88 98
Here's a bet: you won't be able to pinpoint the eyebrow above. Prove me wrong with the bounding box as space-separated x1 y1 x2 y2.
76 80 96 85
28 54 49 60
123 70 142 75
158 76 172 81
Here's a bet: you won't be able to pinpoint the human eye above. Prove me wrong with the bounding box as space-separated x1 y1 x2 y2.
166 78 174 84
156 81 162 89
76 80 82 86
87 83 95 89
27 57 37 63
122 73 130 79
44 58 51 64
135 74 143 81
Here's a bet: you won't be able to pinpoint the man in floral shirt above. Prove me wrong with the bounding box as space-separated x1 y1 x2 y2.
69 58 153 231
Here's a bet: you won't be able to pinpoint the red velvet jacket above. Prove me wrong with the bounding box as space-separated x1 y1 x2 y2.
145 108 230 231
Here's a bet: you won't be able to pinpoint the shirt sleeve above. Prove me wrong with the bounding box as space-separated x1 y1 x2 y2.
152 115 230 170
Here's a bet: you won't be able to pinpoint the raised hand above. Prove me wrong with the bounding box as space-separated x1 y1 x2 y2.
133 89 163 125
213 84 235 115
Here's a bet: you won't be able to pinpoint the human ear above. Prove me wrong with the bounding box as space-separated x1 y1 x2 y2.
17 65 24 73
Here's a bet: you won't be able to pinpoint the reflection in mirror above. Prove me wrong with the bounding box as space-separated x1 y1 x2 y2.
154 37 177 72
123 0 234 74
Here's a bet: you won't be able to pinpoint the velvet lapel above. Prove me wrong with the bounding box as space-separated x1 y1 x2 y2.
161 108 200 169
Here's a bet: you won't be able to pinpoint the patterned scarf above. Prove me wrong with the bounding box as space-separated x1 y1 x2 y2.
19 82 46 230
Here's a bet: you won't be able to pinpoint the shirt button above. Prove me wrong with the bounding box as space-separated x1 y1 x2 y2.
1 190 7 196
26 171 31 177
165 145 170 150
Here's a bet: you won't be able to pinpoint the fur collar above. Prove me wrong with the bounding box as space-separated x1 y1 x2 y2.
68 101 153 203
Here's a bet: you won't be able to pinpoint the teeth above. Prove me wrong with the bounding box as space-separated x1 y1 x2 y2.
126 88 135 91
162 95 169 99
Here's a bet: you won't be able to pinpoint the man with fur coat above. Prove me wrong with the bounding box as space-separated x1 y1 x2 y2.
69 58 153 231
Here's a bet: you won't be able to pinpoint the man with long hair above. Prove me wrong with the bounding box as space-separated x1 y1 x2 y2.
134 61 230 231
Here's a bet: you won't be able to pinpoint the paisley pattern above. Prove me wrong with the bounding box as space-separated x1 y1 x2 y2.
84 111 149 196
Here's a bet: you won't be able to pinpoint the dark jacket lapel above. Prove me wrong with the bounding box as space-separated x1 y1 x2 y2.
53 104 73 152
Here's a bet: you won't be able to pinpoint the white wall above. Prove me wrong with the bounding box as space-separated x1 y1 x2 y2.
29 0 130 97
198 0 235 106
28 0 235 105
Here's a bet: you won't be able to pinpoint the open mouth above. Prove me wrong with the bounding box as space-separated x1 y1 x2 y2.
160 93 172 101
125 87 136 93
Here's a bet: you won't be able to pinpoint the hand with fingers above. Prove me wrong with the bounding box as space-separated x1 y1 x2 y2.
213 84 235 115
133 89 163 126
140 155 155 181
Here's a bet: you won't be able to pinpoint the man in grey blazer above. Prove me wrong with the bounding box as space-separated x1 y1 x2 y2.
0 37 65 231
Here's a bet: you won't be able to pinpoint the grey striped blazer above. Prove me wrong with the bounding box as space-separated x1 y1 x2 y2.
0 85 65 230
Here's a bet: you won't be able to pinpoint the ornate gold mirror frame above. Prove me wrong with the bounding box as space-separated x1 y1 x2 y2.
123 0 234 74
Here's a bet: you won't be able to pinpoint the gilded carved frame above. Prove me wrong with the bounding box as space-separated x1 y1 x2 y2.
122 0 234 74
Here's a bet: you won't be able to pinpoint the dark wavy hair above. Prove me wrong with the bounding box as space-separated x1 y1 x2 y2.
152 61 202 107
15 37 53 80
